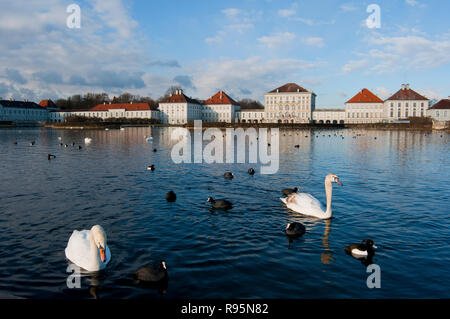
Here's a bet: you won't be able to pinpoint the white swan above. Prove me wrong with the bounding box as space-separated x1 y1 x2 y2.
65 225 111 272
84 137 92 144
280 174 343 219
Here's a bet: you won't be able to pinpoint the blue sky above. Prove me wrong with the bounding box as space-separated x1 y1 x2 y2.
0 0 449 107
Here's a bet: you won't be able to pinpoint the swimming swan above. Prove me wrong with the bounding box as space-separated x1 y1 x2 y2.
64 225 111 272
280 174 342 219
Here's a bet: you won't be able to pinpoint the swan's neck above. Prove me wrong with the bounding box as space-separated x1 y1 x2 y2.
324 179 332 218
89 232 100 269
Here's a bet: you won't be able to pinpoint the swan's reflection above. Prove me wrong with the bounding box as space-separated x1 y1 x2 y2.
285 216 334 265
320 219 334 265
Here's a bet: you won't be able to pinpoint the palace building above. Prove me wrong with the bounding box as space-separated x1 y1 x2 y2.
264 83 316 123
384 84 429 121
345 88 384 124
203 91 241 123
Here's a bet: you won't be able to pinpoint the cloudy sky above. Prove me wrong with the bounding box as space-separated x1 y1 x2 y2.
0 0 449 107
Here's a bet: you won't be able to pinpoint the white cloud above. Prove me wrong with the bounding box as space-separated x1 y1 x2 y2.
0 0 172 100
91 0 138 38
190 57 324 101
340 3 357 12
205 36 222 44
278 9 296 17
405 0 419 6
226 23 254 34
293 17 335 26
302 37 325 47
367 35 450 71
376 87 392 100
221 8 241 18
257 32 296 49
342 59 369 74
337 90 348 98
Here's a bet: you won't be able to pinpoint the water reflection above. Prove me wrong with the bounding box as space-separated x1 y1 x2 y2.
0 127 448 298
320 219 334 265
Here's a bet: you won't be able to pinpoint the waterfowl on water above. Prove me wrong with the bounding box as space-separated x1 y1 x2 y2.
84 137 92 144
147 165 155 171
285 222 306 237
166 191 176 202
207 197 233 210
344 239 377 258
134 260 168 283
13 141 17 145
280 174 343 219
248 168 255 175
282 187 298 196
224 172 234 179
64 225 111 272
153 148 157 152
78 145 82 150
29 141 35 146
47 154 56 160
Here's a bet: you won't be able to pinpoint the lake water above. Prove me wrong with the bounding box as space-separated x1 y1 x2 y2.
0 126 449 299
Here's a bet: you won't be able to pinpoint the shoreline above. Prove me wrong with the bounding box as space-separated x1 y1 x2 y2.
32 122 449 132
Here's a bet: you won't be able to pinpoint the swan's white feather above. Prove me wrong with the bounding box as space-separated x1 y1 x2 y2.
280 193 328 219
65 229 111 272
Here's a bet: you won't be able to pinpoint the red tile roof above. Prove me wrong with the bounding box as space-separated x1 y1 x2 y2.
160 93 202 104
386 87 428 101
429 99 450 110
346 88 383 103
90 103 154 112
204 91 240 105
269 83 309 93
39 99 57 108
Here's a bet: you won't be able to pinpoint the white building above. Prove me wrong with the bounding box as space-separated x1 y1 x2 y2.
0 100 48 122
237 109 265 123
384 84 429 122
427 98 450 121
312 109 345 124
344 88 385 124
203 91 241 123
158 89 203 124
427 98 450 129
264 83 316 123
49 102 160 122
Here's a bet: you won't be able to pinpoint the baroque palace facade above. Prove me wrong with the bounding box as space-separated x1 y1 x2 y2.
2 82 447 125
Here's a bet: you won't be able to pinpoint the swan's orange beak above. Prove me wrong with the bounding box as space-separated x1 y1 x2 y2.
336 180 343 186
99 247 106 263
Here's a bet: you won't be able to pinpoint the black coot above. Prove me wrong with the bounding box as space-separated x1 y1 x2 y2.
207 197 232 210
166 191 176 202
285 222 306 237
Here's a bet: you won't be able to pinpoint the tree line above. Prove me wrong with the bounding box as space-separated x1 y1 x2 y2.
54 86 263 110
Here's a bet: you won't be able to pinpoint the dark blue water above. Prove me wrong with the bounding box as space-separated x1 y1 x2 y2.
0 127 448 299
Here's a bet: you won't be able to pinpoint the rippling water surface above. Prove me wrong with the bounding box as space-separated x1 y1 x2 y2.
0 127 449 299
